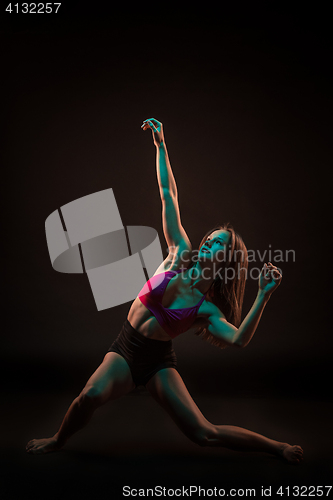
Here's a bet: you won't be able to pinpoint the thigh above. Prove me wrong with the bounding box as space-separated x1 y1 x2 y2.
83 352 135 403
146 368 211 437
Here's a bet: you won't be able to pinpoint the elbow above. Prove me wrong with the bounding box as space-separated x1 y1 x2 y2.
233 340 244 348
232 336 245 348
161 187 177 201
234 340 249 348
231 330 244 348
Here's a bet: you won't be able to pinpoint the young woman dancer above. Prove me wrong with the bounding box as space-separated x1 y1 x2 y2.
26 118 303 463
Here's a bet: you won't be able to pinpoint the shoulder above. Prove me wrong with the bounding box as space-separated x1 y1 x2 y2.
172 239 193 263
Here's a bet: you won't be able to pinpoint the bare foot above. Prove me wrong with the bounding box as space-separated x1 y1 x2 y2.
280 443 304 464
26 436 62 455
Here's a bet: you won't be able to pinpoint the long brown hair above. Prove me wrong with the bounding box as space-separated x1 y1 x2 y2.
190 223 248 349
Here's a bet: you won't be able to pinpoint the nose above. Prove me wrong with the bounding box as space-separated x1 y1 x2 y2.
205 240 211 248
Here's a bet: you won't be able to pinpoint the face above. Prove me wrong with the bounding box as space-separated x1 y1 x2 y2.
199 230 231 264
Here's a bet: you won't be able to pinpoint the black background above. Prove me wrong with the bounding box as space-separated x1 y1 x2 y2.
2 2 332 498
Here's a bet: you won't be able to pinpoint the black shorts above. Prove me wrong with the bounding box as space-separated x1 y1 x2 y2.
107 319 178 387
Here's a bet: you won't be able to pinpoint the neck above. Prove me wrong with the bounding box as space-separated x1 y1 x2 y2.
187 261 216 294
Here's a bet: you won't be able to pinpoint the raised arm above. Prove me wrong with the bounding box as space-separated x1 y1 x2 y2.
141 118 191 253
206 263 282 348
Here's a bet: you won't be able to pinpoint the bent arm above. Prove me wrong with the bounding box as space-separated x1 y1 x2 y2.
207 290 270 348
233 290 270 347
207 263 281 348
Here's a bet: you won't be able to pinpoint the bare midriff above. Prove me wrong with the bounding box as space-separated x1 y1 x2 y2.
126 296 208 341
126 270 210 340
127 298 173 341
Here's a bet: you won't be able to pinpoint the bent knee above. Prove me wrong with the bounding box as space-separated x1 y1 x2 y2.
190 426 217 447
79 386 106 406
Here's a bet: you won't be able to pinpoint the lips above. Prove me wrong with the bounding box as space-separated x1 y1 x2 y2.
201 247 210 254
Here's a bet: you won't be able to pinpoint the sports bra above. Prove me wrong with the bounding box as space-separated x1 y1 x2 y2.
138 268 207 338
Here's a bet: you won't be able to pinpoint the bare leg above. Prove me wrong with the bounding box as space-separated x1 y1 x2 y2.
26 352 135 454
146 368 303 464
203 425 302 462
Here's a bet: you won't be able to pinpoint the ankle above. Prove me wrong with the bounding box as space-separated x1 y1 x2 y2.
53 433 65 448
277 442 289 457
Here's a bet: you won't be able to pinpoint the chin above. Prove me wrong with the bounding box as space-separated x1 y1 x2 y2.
198 255 212 262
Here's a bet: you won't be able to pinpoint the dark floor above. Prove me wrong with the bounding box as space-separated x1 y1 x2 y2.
1 390 332 499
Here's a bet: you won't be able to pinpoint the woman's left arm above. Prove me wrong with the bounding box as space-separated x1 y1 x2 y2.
207 263 282 348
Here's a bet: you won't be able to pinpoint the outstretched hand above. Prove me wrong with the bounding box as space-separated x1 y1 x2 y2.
259 262 282 297
141 118 165 147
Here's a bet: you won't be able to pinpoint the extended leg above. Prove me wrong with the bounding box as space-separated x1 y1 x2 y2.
146 368 303 463
26 352 135 454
